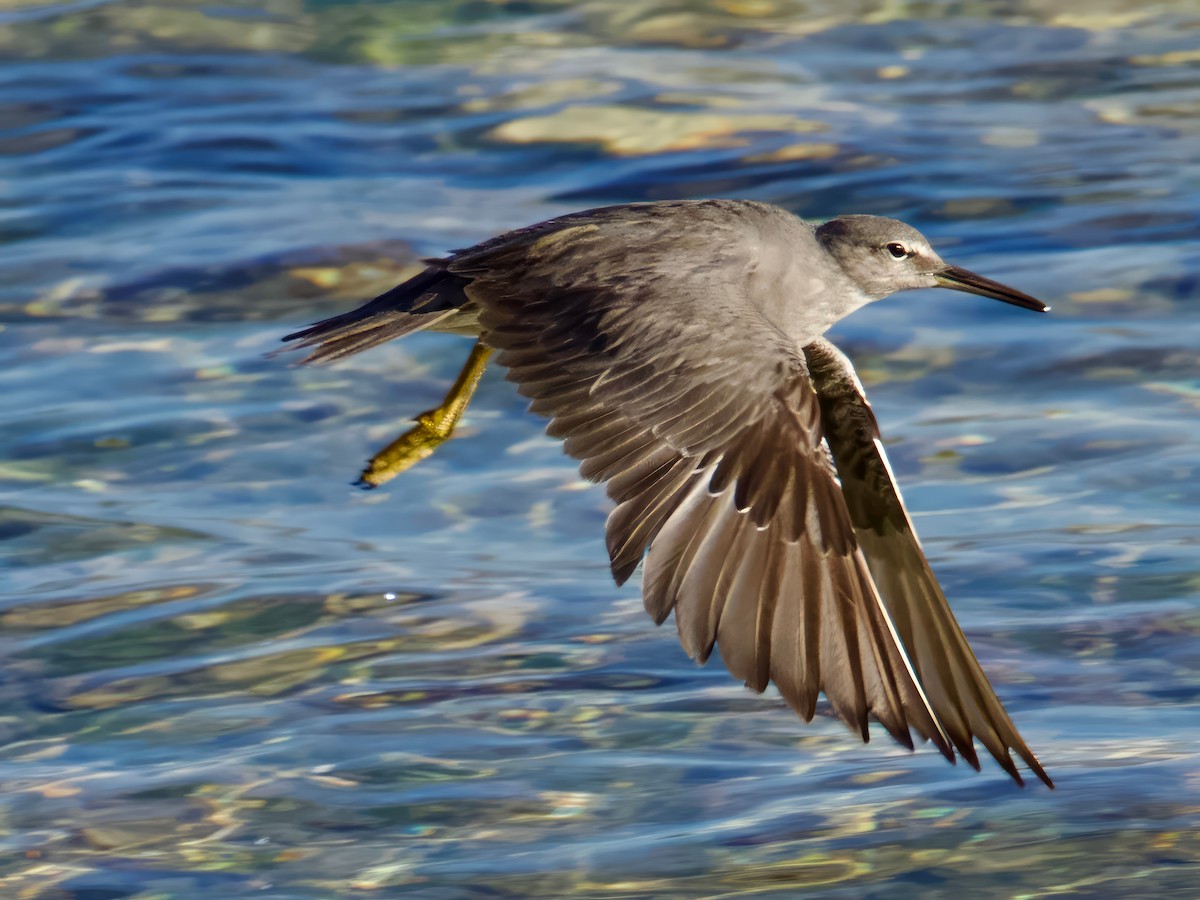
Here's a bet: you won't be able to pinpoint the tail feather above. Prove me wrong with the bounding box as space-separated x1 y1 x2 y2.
279 264 470 365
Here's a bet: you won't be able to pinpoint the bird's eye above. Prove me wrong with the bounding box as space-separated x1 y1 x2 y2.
886 242 910 259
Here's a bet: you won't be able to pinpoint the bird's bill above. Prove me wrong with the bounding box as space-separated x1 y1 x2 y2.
935 265 1049 313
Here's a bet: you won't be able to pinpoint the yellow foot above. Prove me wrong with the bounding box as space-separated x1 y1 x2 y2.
357 408 456 488
355 340 492 489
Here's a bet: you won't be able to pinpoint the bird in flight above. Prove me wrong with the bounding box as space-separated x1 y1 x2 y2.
281 199 1053 787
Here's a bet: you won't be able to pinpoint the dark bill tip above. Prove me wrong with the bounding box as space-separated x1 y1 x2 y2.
935 265 1049 313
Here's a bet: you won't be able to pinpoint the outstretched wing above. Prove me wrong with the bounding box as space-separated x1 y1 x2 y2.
804 337 1052 787
448 206 955 762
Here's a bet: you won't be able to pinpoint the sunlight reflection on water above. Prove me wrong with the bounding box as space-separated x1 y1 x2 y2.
0 0 1198 896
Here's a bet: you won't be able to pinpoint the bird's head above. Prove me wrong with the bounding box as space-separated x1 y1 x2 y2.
815 215 1048 312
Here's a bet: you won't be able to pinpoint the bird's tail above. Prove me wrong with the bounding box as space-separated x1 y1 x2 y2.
279 263 470 365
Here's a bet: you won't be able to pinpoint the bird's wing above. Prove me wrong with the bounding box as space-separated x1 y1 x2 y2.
804 337 1052 787
449 219 956 762
449 203 796 460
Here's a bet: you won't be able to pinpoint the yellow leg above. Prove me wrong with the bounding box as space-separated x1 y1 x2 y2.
357 341 493 489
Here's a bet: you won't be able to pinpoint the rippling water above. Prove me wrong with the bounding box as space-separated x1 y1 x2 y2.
1 1 1198 896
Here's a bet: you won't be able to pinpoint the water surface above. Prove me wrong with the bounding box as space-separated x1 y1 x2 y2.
1 1 1198 896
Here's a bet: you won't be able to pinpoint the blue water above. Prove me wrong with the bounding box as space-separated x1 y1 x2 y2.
1 1 1198 896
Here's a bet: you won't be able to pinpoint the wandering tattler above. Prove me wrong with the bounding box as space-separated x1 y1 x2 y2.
282 199 1053 787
